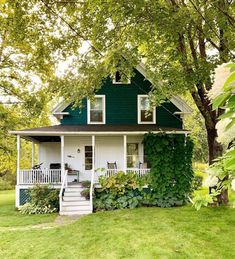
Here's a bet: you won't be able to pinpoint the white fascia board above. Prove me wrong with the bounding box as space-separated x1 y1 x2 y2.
170 96 193 114
51 100 70 114
10 130 190 136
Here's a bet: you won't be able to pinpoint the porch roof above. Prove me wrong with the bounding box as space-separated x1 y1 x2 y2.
10 124 190 142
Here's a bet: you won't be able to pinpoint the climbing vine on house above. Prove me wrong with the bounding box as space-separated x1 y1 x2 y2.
143 133 194 207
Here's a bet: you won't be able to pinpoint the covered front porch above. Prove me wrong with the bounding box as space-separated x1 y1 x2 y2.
11 125 189 208
15 134 151 186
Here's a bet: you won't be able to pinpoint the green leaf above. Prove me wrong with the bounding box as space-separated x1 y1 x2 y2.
225 148 235 157
219 110 235 120
212 93 230 110
227 95 235 108
224 158 235 170
224 72 235 90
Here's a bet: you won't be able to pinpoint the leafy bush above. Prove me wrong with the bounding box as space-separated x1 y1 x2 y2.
99 171 143 195
143 133 194 207
192 175 203 190
81 189 90 200
30 184 59 210
81 181 91 188
18 185 59 214
0 178 13 191
19 203 57 214
94 172 145 211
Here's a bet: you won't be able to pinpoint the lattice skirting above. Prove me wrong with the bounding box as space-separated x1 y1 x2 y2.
19 189 31 205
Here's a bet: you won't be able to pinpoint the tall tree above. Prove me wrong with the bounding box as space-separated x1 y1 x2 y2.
38 1 235 204
38 1 235 169
2 1 235 202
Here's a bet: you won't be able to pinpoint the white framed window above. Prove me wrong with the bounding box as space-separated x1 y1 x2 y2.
112 71 131 84
87 95 106 124
137 95 156 124
127 143 139 168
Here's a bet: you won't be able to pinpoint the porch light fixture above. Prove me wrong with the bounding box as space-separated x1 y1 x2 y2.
77 148 80 153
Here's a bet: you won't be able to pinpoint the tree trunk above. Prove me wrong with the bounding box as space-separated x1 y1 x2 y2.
206 127 223 165
206 126 229 205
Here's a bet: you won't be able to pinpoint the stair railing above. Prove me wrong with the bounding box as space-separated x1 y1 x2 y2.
90 169 95 211
59 170 68 213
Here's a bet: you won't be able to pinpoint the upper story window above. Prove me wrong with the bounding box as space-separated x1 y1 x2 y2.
113 71 131 84
87 95 106 124
138 95 156 124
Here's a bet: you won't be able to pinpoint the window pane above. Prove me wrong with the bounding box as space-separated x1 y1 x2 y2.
90 110 103 122
127 143 139 167
140 97 150 110
90 97 102 110
85 146 92 152
141 110 153 122
85 146 93 170
115 71 121 82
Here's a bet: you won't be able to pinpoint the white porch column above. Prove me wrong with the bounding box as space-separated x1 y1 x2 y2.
16 135 20 208
17 135 20 185
31 141 35 168
123 135 127 173
92 135 95 172
90 135 95 211
61 135 65 181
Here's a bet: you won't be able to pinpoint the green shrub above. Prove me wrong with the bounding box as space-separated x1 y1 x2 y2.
18 185 59 214
81 181 91 188
19 202 57 214
143 133 194 207
81 189 90 200
0 178 13 191
94 172 145 211
30 184 59 210
99 171 143 195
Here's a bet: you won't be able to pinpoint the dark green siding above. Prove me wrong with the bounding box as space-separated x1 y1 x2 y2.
61 70 182 129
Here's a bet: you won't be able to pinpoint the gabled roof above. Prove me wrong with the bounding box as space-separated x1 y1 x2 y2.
52 63 193 117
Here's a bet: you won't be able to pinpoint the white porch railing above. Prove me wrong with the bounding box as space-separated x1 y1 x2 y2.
104 168 150 177
18 169 62 185
126 168 151 177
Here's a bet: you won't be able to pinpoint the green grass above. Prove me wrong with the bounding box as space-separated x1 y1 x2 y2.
0 190 235 258
0 190 57 227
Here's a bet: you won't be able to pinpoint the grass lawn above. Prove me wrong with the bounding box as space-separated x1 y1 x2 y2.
0 190 235 259
0 190 57 227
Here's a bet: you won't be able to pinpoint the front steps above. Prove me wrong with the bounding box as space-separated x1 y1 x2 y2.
60 184 92 216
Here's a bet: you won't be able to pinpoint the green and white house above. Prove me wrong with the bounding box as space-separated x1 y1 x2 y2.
11 64 192 215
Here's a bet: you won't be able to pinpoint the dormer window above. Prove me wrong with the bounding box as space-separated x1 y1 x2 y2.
138 95 156 124
113 71 131 84
87 95 106 124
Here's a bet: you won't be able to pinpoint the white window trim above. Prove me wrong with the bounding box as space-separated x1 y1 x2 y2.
87 95 106 124
113 78 131 85
137 95 156 124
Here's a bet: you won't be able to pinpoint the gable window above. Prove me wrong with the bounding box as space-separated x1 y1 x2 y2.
138 95 156 124
88 95 106 124
113 71 131 84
